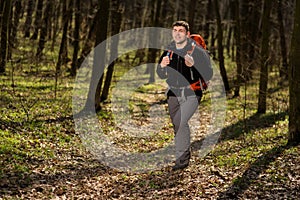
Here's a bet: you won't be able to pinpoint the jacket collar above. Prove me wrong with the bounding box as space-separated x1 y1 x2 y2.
168 38 194 56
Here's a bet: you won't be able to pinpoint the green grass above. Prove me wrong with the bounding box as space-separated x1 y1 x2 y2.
135 83 165 93
0 56 78 179
1 42 298 199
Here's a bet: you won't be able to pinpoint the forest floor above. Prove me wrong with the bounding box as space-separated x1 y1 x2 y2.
0 65 300 200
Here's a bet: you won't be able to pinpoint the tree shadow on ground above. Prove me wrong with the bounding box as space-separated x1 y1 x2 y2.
191 111 287 152
190 111 291 199
0 159 108 196
0 107 290 197
0 156 183 198
0 118 24 133
1 109 183 197
216 144 293 199
218 111 287 141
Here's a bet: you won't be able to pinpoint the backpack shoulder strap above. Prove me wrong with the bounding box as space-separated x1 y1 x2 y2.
187 42 196 55
166 50 173 60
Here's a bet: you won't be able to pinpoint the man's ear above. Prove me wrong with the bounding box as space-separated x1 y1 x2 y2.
187 31 191 37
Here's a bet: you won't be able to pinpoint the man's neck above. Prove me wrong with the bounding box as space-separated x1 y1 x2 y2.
175 39 187 49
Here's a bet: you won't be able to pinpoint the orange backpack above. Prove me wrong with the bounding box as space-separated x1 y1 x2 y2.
190 34 207 50
189 34 209 91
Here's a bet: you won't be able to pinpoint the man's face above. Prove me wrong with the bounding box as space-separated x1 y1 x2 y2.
172 26 189 44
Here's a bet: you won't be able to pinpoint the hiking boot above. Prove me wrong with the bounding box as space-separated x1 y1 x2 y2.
172 162 189 171
172 152 190 171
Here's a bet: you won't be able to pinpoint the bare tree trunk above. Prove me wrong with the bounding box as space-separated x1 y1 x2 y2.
207 0 216 58
188 0 196 33
174 0 180 21
24 0 35 38
226 25 232 57
204 0 213 42
55 0 72 98
101 0 124 102
0 0 12 74
80 1 93 38
84 0 109 111
68 1 74 46
130 0 136 27
7 4 13 60
70 0 81 76
140 0 149 27
47 1 54 40
257 0 272 114
30 0 43 40
288 0 300 145
11 0 22 48
247 0 262 79
0 0 4 27
56 0 71 69
278 0 288 78
51 2 60 51
213 0 230 92
233 0 242 97
77 9 98 68
240 0 250 81
147 0 161 83
36 0 52 57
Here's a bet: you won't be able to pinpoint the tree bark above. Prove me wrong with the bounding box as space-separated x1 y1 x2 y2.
51 3 61 51
174 0 180 21
24 0 34 38
140 0 149 27
101 0 124 102
247 0 262 79
84 0 109 111
147 0 161 83
204 0 213 42
188 0 196 33
30 0 43 40
239 0 250 81
77 8 98 68
36 0 52 57
54 0 72 97
278 0 288 78
0 0 12 74
0 0 4 27
11 0 22 48
226 25 232 57
55 0 71 70
213 0 230 92
233 0 242 97
257 0 272 114
70 0 81 76
288 0 300 145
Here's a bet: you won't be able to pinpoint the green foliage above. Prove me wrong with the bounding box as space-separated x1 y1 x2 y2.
0 45 298 199
0 62 79 181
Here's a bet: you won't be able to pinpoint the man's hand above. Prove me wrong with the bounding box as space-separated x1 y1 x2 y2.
184 54 194 67
160 56 170 68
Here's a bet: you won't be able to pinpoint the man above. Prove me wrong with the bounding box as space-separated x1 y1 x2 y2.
157 21 213 170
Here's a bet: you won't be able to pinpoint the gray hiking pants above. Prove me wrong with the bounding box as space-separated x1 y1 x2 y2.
167 95 201 164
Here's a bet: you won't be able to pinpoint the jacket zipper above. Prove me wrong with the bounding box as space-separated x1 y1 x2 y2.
190 68 194 80
176 54 180 86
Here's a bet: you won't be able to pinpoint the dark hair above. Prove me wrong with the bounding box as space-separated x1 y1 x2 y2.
172 21 190 32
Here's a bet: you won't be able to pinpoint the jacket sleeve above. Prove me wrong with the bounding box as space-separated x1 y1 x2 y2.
192 47 213 82
156 51 168 79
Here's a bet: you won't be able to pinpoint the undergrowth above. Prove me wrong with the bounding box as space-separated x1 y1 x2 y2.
0 48 298 199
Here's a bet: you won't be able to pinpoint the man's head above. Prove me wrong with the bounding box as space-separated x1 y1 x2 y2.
172 21 190 32
172 21 190 46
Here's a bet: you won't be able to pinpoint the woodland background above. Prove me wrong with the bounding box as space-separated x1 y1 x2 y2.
0 0 300 199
